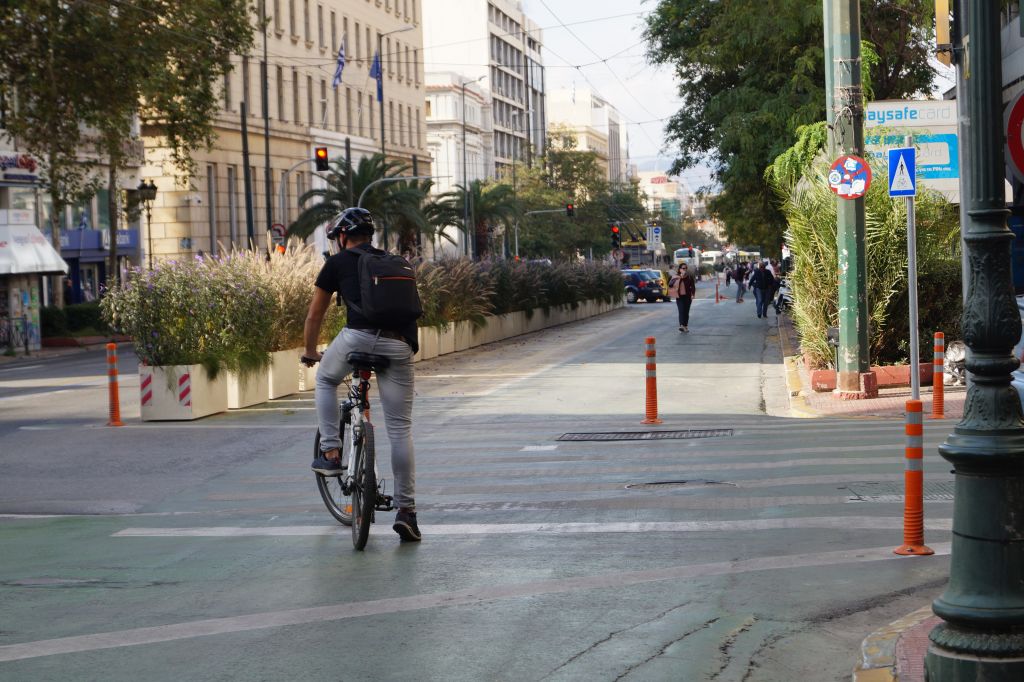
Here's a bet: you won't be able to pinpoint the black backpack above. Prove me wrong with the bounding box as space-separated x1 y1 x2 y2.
347 247 423 326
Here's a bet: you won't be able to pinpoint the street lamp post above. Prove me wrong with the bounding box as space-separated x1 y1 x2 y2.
925 2 1024 679
461 75 485 258
138 180 157 269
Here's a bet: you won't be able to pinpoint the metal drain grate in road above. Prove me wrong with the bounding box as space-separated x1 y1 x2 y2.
558 429 733 442
625 479 735 490
844 480 955 503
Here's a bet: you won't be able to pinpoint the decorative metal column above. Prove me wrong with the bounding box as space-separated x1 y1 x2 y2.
926 2 1024 678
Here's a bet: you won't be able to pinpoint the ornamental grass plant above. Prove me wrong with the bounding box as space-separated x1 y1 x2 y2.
768 128 961 368
101 254 276 378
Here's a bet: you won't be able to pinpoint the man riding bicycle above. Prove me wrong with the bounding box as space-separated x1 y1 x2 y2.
301 207 421 542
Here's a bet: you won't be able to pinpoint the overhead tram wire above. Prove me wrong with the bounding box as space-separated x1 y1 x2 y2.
536 0 667 156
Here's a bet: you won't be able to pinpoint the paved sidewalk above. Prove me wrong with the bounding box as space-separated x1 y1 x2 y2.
778 314 965 420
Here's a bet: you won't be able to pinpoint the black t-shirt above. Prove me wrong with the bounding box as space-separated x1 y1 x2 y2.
314 243 418 351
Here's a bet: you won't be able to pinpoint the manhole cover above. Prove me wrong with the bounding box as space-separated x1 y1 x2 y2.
843 480 955 503
558 429 733 442
625 479 735 490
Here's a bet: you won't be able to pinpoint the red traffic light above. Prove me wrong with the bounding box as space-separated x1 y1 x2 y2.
314 146 329 171
566 203 575 217
611 226 619 234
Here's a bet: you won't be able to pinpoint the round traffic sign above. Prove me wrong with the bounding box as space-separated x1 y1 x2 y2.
827 154 872 200
1006 90 1024 182
270 223 286 244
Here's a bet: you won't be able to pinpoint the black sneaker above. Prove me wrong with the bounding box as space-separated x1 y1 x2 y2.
312 451 344 476
393 510 422 542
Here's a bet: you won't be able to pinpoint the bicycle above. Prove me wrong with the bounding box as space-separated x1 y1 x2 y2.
312 351 394 550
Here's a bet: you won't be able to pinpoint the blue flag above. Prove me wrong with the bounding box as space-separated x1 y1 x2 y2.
331 39 346 89
369 51 383 102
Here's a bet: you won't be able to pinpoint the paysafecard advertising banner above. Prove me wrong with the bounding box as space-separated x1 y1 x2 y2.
864 100 959 183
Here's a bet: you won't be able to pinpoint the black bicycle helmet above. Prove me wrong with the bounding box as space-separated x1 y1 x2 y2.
326 207 374 240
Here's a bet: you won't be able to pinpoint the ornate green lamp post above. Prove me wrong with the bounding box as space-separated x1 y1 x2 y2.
926 2 1024 678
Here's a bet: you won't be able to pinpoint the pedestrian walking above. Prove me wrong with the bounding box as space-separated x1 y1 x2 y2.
734 263 747 303
749 260 776 319
669 263 697 332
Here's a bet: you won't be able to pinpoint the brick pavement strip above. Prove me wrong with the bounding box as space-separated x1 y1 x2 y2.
852 606 935 682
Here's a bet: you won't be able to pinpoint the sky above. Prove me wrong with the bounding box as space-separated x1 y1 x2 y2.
520 0 715 192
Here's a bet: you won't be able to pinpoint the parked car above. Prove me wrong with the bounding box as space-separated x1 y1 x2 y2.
622 270 663 303
624 267 672 302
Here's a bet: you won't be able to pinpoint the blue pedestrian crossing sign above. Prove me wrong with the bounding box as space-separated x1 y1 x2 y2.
888 147 916 197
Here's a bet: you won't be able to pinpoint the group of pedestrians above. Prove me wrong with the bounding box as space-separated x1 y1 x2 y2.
729 259 783 318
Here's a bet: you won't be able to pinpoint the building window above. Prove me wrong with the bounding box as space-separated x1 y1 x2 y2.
335 87 341 131
398 105 404 146
303 0 310 43
365 27 371 65
307 75 314 125
346 87 352 133
396 40 402 80
296 172 305 213
206 164 219 257
289 0 296 36
332 12 338 52
317 4 324 48
273 0 281 32
241 57 250 110
227 166 238 246
415 107 421 148
355 22 361 62
276 66 284 120
282 170 290 223
292 69 299 123
320 78 327 126
425 99 431 118
389 100 394 142
412 0 417 23
368 94 374 138
386 37 392 77
223 70 231 111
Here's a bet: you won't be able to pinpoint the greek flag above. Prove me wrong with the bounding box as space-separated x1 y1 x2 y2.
331 39 346 89
369 50 383 102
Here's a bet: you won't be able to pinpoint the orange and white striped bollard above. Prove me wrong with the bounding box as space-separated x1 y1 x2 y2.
931 332 944 419
642 336 662 424
106 342 124 427
894 400 933 556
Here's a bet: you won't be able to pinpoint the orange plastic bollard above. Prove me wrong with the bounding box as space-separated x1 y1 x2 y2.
894 400 933 556
642 337 663 424
715 278 721 304
931 332 944 419
106 342 124 427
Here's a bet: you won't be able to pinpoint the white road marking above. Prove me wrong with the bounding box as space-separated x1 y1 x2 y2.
0 364 43 372
113 516 954 537
521 445 558 451
0 542 950 663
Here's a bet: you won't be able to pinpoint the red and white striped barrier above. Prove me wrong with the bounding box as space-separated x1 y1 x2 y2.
140 371 153 407
178 372 191 407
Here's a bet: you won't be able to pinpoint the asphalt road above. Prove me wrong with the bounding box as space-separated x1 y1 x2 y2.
0 285 953 681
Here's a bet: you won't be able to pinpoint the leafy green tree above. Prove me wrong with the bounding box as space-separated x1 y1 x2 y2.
0 0 254 289
644 0 936 254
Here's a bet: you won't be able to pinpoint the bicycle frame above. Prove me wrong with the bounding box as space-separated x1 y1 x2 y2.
342 369 381 497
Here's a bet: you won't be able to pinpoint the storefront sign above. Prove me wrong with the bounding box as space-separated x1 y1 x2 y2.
0 153 39 182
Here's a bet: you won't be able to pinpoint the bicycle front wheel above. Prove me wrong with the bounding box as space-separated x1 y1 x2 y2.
350 422 376 551
314 424 352 526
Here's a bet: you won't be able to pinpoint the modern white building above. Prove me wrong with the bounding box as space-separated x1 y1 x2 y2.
421 0 546 177
636 171 692 221
546 87 630 184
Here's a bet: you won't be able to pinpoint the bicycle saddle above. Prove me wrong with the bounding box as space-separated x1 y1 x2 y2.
346 351 390 371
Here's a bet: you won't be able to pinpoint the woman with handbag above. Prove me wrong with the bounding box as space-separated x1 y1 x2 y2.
668 263 697 333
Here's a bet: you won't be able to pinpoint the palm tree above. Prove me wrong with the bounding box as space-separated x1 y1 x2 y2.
288 153 425 251
438 180 519 259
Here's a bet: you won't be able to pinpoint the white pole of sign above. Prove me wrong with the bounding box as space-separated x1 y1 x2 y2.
905 135 920 400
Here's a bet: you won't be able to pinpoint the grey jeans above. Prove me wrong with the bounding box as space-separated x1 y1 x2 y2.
315 327 416 509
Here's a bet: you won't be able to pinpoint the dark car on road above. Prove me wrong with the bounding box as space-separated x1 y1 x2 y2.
622 270 663 303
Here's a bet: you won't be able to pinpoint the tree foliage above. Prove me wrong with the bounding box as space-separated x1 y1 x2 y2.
644 0 936 253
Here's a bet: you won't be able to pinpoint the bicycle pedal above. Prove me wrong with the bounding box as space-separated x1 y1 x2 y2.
375 494 395 512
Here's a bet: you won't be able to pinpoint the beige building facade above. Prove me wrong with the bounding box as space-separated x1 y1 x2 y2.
143 0 430 260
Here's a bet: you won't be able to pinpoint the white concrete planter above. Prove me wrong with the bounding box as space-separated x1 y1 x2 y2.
139 364 228 421
298 343 327 391
454 320 473 351
438 325 455 356
268 348 302 399
415 327 439 362
227 367 270 409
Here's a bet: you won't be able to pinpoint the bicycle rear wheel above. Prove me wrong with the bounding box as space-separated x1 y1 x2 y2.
314 422 352 526
350 422 376 551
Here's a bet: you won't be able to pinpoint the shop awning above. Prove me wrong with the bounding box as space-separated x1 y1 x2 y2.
0 223 69 275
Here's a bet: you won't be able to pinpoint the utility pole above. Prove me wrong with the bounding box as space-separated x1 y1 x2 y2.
823 0 874 398
926 3 1024 679
262 3 272 239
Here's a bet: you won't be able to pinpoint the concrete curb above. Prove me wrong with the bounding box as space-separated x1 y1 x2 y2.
776 316 821 419
853 606 933 682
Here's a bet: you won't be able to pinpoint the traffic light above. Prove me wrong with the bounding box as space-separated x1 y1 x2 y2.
610 225 620 248
566 203 575 217
314 147 329 171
